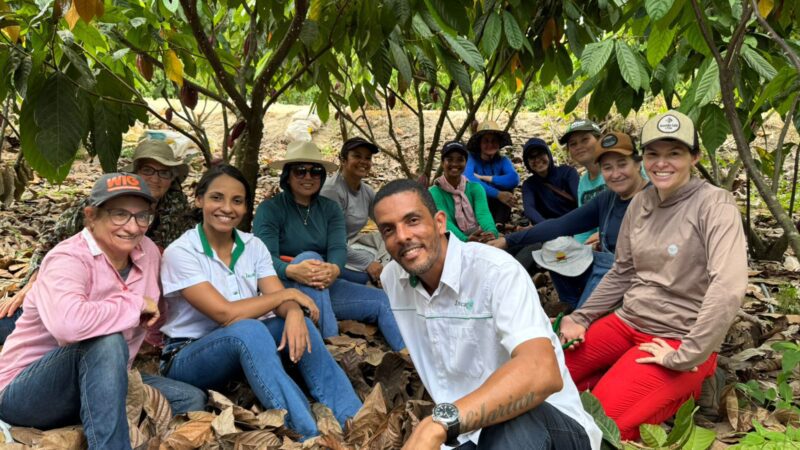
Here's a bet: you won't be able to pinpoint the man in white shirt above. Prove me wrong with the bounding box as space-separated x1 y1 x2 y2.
372 179 601 450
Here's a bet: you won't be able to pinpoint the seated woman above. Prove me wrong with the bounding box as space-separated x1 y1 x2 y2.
557 111 747 440
489 132 648 309
320 137 385 285
159 165 361 441
464 120 519 226
0 173 206 450
0 140 194 344
254 141 405 352
429 141 498 242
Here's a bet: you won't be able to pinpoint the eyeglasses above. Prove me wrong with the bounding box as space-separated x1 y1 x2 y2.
101 207 155 227
138 165 175 180
291 165 325 179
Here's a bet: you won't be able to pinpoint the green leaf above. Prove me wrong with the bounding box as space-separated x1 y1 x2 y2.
554 47 574 84
564 75 599 113
699 104 730 156
615 85 635 117
581 40 614 78
439 49 471 95
389 39 413 93
442 34 483 71
422 0 468 34
646 0 675 20
416 47 439 84
640 423 668 447
411 14 433 39
646 24 676 67
741 45 777 81
91 100 125 173
693 58 720 107
685 22 711 56
615 41 642 90
32 74 86 175
580 392 622 449
683 426 716 450
503 11 525 50
665 397 697 446
20 75 74 183
481 13 502 55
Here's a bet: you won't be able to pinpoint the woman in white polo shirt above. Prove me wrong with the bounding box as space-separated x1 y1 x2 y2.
159 164 361 441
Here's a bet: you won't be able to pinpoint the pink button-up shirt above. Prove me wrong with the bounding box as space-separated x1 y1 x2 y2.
0 229 160 391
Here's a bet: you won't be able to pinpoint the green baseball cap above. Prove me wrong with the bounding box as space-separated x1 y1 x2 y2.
559 119 602 145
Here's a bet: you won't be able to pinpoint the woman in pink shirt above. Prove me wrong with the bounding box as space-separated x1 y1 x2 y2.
0 173 205 450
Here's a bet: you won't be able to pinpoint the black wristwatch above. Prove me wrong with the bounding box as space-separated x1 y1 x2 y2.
432 402 460 447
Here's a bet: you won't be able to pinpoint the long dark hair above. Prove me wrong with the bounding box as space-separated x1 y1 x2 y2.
193 164 254 221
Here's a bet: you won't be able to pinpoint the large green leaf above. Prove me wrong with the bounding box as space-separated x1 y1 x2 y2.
683 426 716 450
442 34 483 71
91 100 126 173
32 74 86 177
581 40 614 78
646 24 676 67
580 392 622 449
439 47 471 95
665 397 697 446
389 39 413 93
693 58 720 107
741 45 777 81
685 22 712 56
640 423 668 447
615 41 642 91
699 104 730 156
411 14 433 39
503 11 524 51
554 47 574 84
645 0 675 20
481 13 502 55
564 75 600 113
748 66 797 121
422 0 468 34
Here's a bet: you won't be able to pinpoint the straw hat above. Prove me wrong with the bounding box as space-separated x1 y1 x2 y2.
466 120 512 155
269 141 338 172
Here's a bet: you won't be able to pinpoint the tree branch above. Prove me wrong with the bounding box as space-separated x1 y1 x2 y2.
178 0 250 115
771 95 798 193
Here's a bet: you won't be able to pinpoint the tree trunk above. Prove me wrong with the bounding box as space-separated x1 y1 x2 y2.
236 118 264 231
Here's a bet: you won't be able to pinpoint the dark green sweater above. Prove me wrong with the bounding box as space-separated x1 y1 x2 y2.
253 191 347 279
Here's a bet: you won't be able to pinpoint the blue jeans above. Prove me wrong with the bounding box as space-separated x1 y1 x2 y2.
0 309 21 345
340 268 370 285
456 402 592 450
0 334 206 450
284 251 406 351
161 317 361 441
550 266 592 310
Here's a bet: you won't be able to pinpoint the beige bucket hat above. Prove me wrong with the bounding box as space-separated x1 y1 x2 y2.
121 140 189 180
269 141 338 172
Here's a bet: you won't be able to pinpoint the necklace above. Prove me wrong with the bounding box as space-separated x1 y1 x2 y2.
296 202 312 225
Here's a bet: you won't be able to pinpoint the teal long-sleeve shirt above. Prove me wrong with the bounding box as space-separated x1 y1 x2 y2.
253 191 347 280
429 182 499 241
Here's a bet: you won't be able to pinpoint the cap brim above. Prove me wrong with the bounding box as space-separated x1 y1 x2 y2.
593 148 634 164
269 158 338 172
640 136 695 150
559 127 600 145
93 190 156 207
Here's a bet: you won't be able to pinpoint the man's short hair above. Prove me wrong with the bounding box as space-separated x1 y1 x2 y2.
372 179 438 220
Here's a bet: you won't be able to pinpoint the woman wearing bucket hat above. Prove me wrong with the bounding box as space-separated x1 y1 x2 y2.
489 132 649 309
464 120 519 226
556 111 747 440
0 173 206 450
319 137 386 285
429 140 498 242
253 141 406 352
0 140 194 344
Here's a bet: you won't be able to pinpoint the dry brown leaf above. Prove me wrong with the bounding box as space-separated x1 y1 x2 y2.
347 384 389 445
311 403 342 437
143 383 173 437
338 320 377 338
362 406 405 450
0 443 27 450
211 407 237 436
127 370 146 426
162 412 214 448
38 425 85 450
279 435 302 449
253 409 286 429
9 427 42 445
207 390 234 411
220 429 281 449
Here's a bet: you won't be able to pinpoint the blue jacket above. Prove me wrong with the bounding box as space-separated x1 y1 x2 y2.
520 145 579 224
464 154 519 199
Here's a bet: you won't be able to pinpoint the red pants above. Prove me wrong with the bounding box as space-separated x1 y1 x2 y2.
565 314 717 441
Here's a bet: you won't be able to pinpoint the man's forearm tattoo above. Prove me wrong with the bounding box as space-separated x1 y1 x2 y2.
460 392 537 431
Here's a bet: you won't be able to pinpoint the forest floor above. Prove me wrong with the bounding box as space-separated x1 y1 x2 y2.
0 102 798 449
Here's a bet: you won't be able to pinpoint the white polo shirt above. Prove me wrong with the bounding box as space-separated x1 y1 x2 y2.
381 236 601 449
160 225 277 339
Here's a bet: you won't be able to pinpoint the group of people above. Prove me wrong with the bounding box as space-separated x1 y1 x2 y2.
0 109 746 450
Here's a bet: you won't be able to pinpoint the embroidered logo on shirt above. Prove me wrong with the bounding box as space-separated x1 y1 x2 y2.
455 299 474 311
667 244 679 256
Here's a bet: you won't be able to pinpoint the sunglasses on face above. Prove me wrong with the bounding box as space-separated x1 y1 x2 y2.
101 207 154 227
291 165 325 179
138 165 175 180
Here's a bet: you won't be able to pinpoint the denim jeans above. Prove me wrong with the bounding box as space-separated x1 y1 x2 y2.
550 267 592 310
0 334 206 450
284 251 406 351
340 268 370 285
161 317 361 441
455 402 592 450
0 309 21 345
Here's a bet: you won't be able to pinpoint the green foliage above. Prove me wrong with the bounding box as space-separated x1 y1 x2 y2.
580 391 622 449
736 341 800 424
775 284 800 315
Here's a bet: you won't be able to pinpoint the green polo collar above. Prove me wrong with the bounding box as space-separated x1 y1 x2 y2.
197 224 245 271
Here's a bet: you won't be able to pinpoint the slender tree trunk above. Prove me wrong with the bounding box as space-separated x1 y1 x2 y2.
237 118 264 231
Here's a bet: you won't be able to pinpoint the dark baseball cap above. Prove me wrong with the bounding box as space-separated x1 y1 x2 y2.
441 141 468 158
559 119 602 145
89 173 155 207
341 136 379 155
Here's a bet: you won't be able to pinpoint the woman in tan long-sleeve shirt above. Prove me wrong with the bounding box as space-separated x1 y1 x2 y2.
557 110 747 440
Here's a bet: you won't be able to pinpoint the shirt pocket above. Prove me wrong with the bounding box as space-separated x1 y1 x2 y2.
441 326 484 379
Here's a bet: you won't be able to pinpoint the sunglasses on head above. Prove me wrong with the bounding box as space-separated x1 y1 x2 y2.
291 165 325 179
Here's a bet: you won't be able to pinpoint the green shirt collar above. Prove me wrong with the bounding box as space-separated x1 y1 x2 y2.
197 224 245 271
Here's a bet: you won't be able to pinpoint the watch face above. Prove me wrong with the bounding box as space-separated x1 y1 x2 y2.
434 403 459 421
